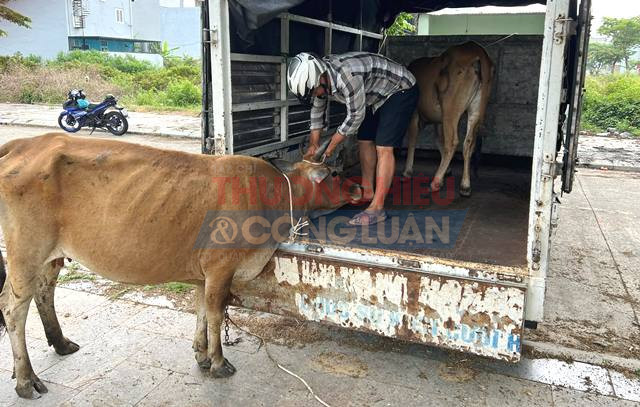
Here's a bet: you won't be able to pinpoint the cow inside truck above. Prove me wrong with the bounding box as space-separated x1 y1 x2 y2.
200 0 590 361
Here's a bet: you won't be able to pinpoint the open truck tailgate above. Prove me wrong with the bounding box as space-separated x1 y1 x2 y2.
231 246 526 362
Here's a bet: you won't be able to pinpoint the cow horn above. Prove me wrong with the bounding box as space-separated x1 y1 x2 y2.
312 138 332 162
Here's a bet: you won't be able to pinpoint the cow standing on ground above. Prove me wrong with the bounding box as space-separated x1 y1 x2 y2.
403 41 494 197
0 133 359 399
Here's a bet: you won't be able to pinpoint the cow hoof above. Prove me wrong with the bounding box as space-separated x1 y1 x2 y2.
54 338 80 355
210 358 236 378
15 376 48 399
197 356 211 370
460 187 472 197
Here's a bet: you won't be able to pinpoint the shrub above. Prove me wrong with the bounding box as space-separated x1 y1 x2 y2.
165 79 201 106
53 50 154 74
0 50 201 110
0 63 121 105
0 53 42 72
582 74 640 135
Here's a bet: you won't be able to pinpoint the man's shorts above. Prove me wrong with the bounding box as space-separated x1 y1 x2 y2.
357 85 419 147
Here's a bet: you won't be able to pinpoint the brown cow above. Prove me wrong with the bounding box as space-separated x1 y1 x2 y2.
0 133 358 399
403 41 494 197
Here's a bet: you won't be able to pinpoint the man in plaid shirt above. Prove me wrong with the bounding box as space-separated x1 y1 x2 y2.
287 52 418 225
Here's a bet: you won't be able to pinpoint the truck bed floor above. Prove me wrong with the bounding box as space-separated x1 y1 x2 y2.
304 156 531 268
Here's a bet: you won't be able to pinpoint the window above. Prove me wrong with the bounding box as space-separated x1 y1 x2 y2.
100 39 108 51
115 8 124 23
69 38 84 50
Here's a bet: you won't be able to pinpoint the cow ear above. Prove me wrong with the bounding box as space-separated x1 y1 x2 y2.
270 159 295 173
308 166 331 184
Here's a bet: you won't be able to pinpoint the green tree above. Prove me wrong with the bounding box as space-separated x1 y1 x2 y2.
588 42 626 74
387 12 416 36
0 0 30 37
598 16 640 71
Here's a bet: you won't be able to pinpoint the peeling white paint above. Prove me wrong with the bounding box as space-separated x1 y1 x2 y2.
273 256 525 361
274 256 300 286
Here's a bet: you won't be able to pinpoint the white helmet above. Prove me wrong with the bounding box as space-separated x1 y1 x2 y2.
287 52 327 104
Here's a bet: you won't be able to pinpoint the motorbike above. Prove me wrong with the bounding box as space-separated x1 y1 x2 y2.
58 89 129 136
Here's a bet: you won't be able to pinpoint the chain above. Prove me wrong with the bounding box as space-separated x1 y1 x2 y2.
222 305 241 346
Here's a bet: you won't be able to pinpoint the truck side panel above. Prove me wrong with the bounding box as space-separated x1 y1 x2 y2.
231 252 525 361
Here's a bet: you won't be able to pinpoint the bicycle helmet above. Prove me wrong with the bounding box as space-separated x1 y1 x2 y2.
287 52 327 105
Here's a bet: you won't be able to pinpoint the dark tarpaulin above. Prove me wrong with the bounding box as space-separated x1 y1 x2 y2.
229 0 546 49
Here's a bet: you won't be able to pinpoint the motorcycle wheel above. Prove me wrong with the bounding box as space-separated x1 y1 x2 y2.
104 111 128 136
57 113 81 133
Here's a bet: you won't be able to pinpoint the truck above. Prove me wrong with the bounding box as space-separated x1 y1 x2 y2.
197 0 591 362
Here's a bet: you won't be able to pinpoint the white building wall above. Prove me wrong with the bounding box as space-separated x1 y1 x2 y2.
160 6 200 58
0 0 69 58
70 0 161 41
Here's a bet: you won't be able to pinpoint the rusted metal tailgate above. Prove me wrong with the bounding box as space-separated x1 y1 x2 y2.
231 249 526 362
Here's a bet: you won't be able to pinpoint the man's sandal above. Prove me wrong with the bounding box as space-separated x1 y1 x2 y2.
348 210 387 226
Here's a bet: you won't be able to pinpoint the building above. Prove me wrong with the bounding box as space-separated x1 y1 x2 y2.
0 0 200 64
416 5 546 36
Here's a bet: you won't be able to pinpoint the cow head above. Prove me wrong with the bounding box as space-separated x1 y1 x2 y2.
271 139 362 216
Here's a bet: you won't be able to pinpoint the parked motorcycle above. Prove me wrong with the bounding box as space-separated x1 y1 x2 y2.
58 89 129 136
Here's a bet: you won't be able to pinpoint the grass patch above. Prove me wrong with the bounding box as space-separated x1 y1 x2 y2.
143 282 194 294
0 51 201 112
58 270 96 282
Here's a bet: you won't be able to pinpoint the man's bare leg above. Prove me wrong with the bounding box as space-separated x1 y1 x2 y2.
359 140 376 202
369 146 394 211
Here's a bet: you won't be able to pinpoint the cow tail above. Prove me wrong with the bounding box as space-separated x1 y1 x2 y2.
0 249 6 336
471 49 494 179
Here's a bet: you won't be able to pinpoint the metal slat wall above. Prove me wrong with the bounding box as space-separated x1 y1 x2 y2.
219 0 381 156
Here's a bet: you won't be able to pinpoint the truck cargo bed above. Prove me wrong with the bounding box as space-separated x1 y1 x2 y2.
303 156 531 268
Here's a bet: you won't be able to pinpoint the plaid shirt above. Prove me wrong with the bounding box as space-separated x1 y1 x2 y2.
310 52 416 136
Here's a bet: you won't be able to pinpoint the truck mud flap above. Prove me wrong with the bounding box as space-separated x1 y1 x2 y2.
231 251 525 362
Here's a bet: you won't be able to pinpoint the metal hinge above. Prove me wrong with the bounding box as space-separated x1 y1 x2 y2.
397 258 421 269
541 154 556 180
203 28 219 46
305 244 324 254
554 17 576 44
497 273 523 283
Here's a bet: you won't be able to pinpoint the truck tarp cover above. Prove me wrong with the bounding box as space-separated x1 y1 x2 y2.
229 0 546 45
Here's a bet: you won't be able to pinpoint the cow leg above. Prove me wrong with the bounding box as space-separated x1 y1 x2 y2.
460 93 483 197
0 265 47 399
431 114 461 192
193 282 210 369
204 277 236 378
34 259 79 355
434 123 452 178
402 111 420 179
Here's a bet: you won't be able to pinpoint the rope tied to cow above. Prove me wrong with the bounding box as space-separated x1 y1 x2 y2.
282 170 310 240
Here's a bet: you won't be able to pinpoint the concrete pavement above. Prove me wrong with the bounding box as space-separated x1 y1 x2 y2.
1 286 639 406
0 103 200 139
0 125 639 405
2 104 640 170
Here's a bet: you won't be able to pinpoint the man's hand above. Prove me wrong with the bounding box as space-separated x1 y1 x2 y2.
324 133 347 157
304 130 322 160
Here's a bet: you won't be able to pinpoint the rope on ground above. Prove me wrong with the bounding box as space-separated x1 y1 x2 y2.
226 314 333 407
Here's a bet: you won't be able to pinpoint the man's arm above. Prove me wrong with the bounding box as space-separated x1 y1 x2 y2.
306 96 328 159
325 74 366 157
